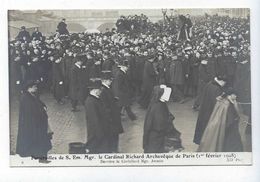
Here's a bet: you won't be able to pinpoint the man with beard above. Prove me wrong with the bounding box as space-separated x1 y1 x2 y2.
100 71 123 153
16 80 53 163
139 53 158 109
85 78 109 153
193 76 227 145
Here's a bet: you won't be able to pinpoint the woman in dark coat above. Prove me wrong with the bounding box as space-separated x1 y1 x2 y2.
143 85 174 153
16 81 52 162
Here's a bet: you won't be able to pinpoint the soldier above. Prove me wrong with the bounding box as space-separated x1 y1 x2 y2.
100 71 123 153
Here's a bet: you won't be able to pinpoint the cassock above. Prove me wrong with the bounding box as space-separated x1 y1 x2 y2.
193 80 224 144
16 91 52 158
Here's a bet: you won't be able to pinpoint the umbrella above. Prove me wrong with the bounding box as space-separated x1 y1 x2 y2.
67 23 86 33
97 22 116 33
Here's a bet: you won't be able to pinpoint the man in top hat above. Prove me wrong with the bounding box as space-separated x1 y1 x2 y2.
193 75 227 145
16 26 31 42
100 71 123 153
113 60 137 120
69 54 83 112
85 78 109 153
139 53 158 109
16 80 52 163
52 55 65 105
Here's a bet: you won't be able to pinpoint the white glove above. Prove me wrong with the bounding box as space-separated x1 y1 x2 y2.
16 80 20 85
59 81 63 85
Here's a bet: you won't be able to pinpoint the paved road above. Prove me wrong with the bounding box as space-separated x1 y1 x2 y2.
10 93 251 154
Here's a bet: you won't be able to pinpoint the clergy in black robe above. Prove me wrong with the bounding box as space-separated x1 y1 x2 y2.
193 77 226 144
85 78 109 153
16 81 52 161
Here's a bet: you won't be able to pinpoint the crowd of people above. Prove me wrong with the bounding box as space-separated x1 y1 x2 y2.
11 13 251 161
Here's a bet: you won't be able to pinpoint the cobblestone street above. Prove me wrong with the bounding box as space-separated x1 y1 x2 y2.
10 92 251 154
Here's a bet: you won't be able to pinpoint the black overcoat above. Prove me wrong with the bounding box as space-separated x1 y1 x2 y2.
85 95 109 153
16 92 52 157
100 85 123 135
193 81 223 144
52 62 65 100
69 64 82 101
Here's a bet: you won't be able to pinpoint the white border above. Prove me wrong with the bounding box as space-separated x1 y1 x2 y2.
1 0 260 181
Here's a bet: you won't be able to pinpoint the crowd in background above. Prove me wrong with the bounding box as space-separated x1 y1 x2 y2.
11 13 251 155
